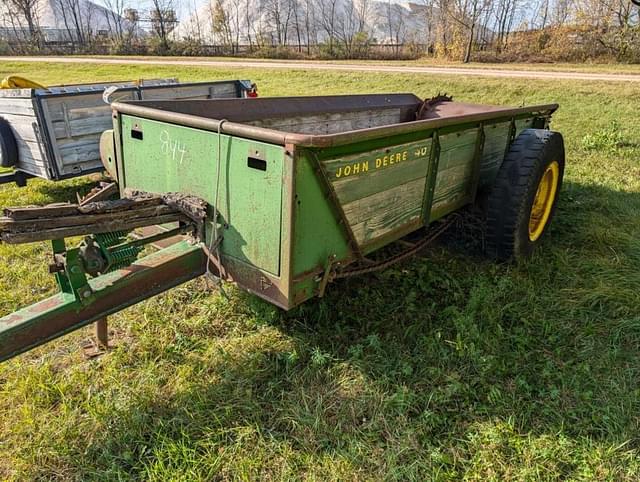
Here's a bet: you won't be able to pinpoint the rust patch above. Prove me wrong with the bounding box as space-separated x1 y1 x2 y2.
26 297 62 313
0 314 26 326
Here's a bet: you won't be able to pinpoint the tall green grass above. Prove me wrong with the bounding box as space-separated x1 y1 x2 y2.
0 61 639 480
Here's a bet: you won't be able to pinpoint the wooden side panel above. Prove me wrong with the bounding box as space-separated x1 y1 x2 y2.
476 121 510 189
139 83 239 101
477 118 535 189
322 138 432 248
42 91 137 176
430 129 478 214
57 136 101 164
0 89 34 98
324 128 483 249
249 109 403 135
0 113 39 142
0 94 49 178
52 115 113 139
41 83 245 177
0 97 36 116
43 93 118 122
347 178 425 243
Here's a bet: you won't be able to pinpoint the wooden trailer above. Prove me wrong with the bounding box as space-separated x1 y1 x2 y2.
0 79 256 186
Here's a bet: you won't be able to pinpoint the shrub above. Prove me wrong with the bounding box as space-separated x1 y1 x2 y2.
109 36 149 56
581 121 628 152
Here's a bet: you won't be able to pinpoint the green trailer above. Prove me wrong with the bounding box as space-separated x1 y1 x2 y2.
0 93 565 361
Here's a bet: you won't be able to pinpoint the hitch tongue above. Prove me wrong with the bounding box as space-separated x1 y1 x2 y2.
0 240 207 363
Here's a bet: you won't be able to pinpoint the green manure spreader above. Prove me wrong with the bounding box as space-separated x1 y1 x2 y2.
0 93 565 361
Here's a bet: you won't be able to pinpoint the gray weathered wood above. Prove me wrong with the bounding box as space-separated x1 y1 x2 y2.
1 213 188 244
140 84 237 100
3 203 78 219
0 80 248 180
343 177 425 244
0 98 35 116
250 109 403 135
79 182 119 206
0 205 176 230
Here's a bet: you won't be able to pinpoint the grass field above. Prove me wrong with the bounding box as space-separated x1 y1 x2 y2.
0 61 639 481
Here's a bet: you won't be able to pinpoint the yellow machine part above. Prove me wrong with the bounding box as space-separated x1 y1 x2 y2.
0 76 46 89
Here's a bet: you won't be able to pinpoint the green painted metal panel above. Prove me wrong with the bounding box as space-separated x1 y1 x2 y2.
291 153 351 279
120 115 284 276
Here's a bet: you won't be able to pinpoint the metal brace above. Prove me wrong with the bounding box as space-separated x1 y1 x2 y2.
50 239 94 306
318 254 337 297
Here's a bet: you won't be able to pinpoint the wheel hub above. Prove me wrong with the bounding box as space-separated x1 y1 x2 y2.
528 161 560 242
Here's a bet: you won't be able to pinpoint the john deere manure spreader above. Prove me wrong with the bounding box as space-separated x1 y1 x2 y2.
0 93 565 361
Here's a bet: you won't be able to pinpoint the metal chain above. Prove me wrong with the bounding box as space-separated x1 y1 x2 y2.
205 119 228 298
332 215 458 279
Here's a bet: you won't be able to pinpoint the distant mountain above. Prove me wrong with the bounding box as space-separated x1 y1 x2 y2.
175 0 434 45
0 0 139 42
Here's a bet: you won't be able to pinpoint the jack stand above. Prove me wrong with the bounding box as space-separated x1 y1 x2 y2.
83 317 110 358
95 317 108 349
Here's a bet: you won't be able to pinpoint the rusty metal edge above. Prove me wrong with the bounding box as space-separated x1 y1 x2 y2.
284 142 297 310
111 99 559 149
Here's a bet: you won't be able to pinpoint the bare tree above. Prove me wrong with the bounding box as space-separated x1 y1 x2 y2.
264 0 293 46
54 0 97 47
383 0 408 56
336 0 361 55
181 0 205 43
2 0 43 48
7 0 39 37
99 0 128 40
317 0 339 54
445 0 489 62
418 0 438 51
552 0 572 25
149 0 177 52
491 0 520 51
291 0 303 51
211 0 231 48
123 7 140 39
243 0 255 49
302 0 318 53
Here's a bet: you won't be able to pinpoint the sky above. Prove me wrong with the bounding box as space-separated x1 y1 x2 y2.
169 0 408 22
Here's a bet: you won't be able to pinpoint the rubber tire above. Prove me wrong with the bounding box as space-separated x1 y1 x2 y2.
486 128 565 261
0 117 18 168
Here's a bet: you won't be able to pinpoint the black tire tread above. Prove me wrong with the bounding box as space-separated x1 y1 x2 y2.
0 117 18 168
486 128 564 260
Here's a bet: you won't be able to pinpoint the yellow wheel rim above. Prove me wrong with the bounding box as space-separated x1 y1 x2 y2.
528 161 560 242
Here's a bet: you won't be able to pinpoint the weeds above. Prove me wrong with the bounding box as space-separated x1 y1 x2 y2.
0 62 639 480
581 121 628 152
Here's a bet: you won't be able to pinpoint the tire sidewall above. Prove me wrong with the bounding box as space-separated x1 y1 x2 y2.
514 133 565 258
0 118 18 168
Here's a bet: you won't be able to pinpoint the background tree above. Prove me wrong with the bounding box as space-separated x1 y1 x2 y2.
2 0 43 49
149 0 177 53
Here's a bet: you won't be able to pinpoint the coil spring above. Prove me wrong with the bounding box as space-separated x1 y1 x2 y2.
94 232 143 273
95 231 127 247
